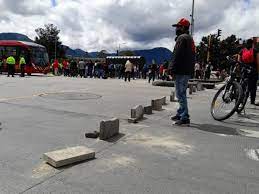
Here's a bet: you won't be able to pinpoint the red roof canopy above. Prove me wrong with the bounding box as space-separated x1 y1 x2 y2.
0 40 29 49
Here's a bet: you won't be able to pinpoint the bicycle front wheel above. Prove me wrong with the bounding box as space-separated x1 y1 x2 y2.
211 81 243 121
236 92 249 114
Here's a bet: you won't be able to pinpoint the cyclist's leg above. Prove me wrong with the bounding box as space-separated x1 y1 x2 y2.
248 74 257 104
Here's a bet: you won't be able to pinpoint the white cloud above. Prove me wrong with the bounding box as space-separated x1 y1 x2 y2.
0 0 259 52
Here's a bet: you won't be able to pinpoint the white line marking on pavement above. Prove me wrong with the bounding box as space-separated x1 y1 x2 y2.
238 129 259 138
245 149 259 161
237 118 259 124
216 134 233 137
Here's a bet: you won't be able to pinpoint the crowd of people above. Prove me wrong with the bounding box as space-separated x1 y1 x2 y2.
51 58 171 83
193 61 228 81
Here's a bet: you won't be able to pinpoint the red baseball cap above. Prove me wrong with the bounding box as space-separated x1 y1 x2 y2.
172 18 190 28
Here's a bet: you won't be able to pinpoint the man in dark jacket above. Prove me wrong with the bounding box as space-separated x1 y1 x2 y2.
169 18 196 126
148 60 157 83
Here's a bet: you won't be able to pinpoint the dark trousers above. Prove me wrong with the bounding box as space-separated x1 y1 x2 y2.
149 72 155 83
79 69 85 77
88 68 93 78
7 64 14 77
63 69 67 76
248 74 258 104
125 71 131 82
195 70 201 79
20 64 25 77
142 71 147 79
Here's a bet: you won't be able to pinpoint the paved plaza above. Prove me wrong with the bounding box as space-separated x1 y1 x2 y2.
0 75 259 193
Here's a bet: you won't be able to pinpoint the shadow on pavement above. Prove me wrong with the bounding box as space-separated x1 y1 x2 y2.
224 114 259 128
191 123 239 135
224 120 259 128
105 133 126 143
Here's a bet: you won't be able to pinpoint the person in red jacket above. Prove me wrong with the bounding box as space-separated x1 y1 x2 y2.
160 64 165 80
62 59 68 76
53 59 59 75
239 39 259 105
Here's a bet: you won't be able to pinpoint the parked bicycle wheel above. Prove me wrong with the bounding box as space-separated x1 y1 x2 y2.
236 91 249 114
211 81 243 121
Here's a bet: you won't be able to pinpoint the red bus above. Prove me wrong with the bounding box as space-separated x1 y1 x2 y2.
0 40 50 75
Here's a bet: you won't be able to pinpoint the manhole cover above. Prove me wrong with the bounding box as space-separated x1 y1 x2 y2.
39 92 102 101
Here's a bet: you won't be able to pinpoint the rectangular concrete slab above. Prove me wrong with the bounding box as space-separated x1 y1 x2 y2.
193 86 197 92
202 83 215 89
131 105 144 120
189 85 193 95
144 105 153 115
43 146 95 168
197 82 204 91
99 118 120 140
161 96 166 105
152 99 163 111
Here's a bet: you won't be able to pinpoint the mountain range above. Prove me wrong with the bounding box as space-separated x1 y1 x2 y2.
0 33 173 64
0 32 33 42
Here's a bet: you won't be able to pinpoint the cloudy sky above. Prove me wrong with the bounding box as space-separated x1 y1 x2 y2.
0 0 258 52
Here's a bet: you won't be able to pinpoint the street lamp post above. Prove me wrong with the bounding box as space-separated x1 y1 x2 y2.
118 42 126 56
54 36 57 60
191 0 195 36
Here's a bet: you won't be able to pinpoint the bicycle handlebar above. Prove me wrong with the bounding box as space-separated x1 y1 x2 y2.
226 56 253 70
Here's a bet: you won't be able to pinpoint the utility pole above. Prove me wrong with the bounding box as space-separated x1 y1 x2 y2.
207 35 212 63
54 36 57 60
118 42 126 56
191 0 195 36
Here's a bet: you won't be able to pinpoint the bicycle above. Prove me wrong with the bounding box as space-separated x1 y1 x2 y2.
211 57 244 121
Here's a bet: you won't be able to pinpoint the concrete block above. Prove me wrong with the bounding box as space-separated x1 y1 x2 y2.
170 92 177 102
131 105 144 120
161 96 167 105
197 82 204 91
144 105 153 115
203 83 215 89
189 84 193 95
193 86 197 93
43 146 95 168
152 99 163 111
99 118 120 140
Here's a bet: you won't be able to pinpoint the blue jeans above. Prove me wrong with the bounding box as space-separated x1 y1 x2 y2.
175 75 191 120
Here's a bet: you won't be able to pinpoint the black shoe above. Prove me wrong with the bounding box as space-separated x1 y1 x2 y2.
174 119 190 126
171 115 181 121
85 131 99 139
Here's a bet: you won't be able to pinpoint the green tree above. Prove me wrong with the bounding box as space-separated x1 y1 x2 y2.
35 24 65 60
218 35 241 70
196 34 242 70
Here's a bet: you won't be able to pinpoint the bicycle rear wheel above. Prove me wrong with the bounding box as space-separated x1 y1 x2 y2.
236 92 249 114
211 81 243 121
